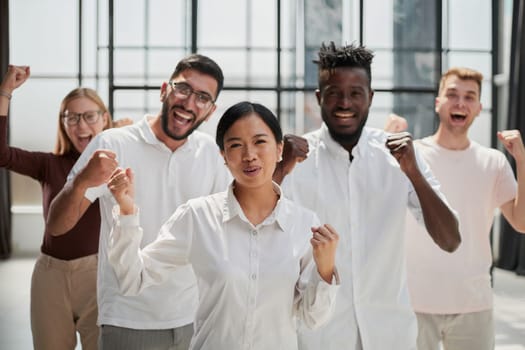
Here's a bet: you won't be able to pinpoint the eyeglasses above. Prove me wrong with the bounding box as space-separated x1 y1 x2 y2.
168 81 215 109
62 110 102 126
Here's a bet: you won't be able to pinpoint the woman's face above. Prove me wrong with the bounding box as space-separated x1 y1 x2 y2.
63 97 108 153
221 113 283 190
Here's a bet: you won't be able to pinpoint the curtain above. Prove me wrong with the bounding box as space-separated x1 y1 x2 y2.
496 0 525 275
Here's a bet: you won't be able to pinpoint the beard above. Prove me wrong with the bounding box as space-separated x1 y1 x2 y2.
161 101 204 141
324 110 368 148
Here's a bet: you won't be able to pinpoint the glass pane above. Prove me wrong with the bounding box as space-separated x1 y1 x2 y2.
147 50 189 84
82 0 100 75
364 0 394 48
11 0 78 74
391 49 438 89
200 49 248 88
251 1 277 47
280 91 322 135
448 0 491 50
281 0 298 49
304 0 343 89
199 0 247 47
371 92 436 138
148 0 188 47
249 51 276 86
113 90 149 123
281 50 303 89
114 50 146 85
114 0 145 46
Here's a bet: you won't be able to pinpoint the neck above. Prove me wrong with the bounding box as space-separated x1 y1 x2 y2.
233 181 279 226
433 125 470 150
150 115 187 152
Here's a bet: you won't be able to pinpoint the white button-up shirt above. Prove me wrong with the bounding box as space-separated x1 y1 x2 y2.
108 183 340 350
68 116 231 329
283 125 446 350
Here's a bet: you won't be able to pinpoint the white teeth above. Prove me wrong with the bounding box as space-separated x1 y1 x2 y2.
335 112 354 118
174 111 192 120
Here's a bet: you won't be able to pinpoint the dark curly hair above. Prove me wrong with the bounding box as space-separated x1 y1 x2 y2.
314 42 374 88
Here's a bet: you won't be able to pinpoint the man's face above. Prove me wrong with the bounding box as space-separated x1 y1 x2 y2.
160 68 218 140
316 67 374 147
435 75 482 134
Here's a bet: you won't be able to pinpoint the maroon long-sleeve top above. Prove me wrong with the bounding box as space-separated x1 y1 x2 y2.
0 117 100 260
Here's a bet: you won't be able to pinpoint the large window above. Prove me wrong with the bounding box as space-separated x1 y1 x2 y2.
8 0 494 207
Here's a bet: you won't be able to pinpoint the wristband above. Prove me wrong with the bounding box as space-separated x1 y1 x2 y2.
0 90 12 100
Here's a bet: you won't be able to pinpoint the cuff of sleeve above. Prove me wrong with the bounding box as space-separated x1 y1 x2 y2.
111 205 140 226
315 267 340 286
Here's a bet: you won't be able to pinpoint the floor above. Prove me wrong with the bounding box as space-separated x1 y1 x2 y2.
0 257 524 349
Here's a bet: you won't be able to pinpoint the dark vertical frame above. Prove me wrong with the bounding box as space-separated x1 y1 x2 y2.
78 0 83 86
276 0 282 121
191 0 198 53
0 0 11 259
108 0 114 114
497 0 525 275
491 0 499 149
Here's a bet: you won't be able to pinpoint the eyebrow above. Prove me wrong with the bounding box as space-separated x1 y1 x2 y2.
224 133 270 143
445 87 478 96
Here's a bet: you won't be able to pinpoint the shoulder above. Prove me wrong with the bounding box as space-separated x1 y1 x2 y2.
471 141 510 167
187 191 226 210
188 131 220 150
280 194 318 221
178 191 227 222
362 127 389 146
189 130 216 144
95 124 140 145
302 128 323 147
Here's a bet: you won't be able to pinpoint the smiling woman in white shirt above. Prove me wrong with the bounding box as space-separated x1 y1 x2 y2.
106 101 340 350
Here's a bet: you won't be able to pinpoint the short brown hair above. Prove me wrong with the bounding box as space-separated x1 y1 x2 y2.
438 67 483 97
54 88 112 155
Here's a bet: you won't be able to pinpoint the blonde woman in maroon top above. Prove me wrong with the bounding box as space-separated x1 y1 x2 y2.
0 65 111 350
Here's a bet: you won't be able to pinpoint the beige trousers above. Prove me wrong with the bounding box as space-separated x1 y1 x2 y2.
416 310 494 350
30 253 99 350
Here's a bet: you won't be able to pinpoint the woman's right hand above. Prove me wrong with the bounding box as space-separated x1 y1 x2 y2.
1 65 30 94
108 167 136 215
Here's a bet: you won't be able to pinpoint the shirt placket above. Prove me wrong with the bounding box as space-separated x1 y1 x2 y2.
243 227 260 349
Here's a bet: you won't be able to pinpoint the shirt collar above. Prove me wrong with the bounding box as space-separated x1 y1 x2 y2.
319 123 368 160
137 115 195 152
222 181 291 233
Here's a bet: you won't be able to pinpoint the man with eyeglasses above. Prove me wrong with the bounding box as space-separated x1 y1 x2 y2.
47 54 231 350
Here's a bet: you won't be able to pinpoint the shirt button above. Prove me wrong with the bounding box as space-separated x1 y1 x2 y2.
251 251 257 258
251 230 258 236
251 273 257 280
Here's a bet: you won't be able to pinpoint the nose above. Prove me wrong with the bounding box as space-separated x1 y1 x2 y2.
337 91 353 108
456 96 468 108
180 91 199 111
242 145 256 162
75 116 89 128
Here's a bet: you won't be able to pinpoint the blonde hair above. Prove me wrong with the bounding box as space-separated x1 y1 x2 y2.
438 67 483 97
54 88 112 155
